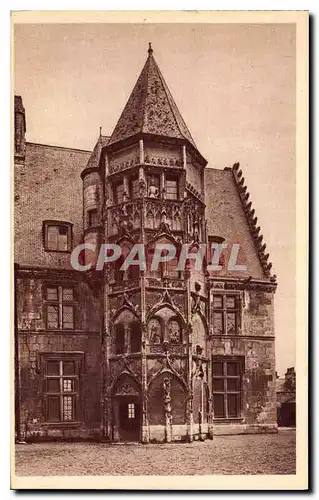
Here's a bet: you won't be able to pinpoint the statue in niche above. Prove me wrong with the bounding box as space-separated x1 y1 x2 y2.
192 294 202 314
163 377 172 425
168 320 180 344
139 178 147 197
148 178 159 198
193 219 200 242
149 320 161 344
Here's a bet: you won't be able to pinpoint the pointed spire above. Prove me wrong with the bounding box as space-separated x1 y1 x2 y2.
108 45 200 154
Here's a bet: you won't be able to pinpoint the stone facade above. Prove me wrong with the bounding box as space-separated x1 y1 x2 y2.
14 45 277 442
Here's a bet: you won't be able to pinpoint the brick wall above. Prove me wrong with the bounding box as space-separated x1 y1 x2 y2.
14 142 90 269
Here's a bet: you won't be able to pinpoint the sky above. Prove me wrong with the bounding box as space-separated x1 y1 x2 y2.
14 22 296 376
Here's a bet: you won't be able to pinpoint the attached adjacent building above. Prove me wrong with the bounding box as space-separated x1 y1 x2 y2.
14 45 278 443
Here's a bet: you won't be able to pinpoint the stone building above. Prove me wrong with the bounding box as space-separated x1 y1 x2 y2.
14 44 278 443
276 368 296 427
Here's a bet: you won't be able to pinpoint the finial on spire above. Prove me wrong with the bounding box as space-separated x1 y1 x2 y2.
99 126 102 137
148 42 153 55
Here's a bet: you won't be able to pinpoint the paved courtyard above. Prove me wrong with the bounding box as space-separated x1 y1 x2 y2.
15 429 295 476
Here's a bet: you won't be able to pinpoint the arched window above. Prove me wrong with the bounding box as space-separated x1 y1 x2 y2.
115 324 125 354
147 243 181 279
114 254 125 282
130 321 141 353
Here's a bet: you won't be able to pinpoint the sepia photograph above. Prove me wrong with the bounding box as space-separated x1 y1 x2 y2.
11 10 308 490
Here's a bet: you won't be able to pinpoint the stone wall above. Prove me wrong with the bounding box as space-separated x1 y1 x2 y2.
211 288 277 434
18 332 101 440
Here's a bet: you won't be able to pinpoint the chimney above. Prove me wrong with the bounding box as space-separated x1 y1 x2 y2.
14 96 26 161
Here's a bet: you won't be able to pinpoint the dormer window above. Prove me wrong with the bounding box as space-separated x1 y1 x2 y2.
43 221 72 252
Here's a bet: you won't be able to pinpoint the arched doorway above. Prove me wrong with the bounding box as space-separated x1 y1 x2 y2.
112 375 141 442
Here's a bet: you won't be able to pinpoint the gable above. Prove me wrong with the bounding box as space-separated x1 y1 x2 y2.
204 168 266 280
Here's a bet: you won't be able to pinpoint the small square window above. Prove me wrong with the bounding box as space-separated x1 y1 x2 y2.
43 221 72 252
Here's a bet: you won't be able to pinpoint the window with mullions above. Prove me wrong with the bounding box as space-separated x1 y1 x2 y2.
128 403 135 419
212 294 240 335
213 358 243 419
45 286 76 330
43 357 81 422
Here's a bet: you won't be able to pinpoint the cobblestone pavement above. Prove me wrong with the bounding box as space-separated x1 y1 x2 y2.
15 429 296 476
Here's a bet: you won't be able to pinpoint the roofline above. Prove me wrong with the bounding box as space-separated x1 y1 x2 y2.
26 141 92 154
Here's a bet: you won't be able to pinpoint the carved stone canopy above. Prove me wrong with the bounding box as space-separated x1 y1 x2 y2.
115 382 140 397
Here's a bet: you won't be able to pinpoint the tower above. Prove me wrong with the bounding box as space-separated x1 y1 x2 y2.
99 43 210 442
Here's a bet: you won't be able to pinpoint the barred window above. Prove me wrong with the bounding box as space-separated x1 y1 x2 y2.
213 358 244 419
43 357 82 423
45 286 76 330
212 294 240 335
43 221 72 252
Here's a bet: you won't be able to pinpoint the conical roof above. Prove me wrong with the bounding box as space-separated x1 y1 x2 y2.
81 134 110 177
108 44 197 150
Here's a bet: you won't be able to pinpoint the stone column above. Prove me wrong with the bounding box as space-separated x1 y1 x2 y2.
139 139 144 165
123 175 129 202
113 399 120 442
163 378 172 443
185 253 194 442
206 279 214 439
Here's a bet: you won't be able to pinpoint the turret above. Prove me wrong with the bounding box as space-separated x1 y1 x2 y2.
81 132 109 268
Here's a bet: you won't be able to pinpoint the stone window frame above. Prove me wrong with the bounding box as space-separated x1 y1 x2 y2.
43 284 77 331
147 243 182 280
148 313 183 345
212 292 241 336
43 220 73 253
212 356 244 420
87 208 99 228
165 173 179 200
114 319 141 355
40 352 84 425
